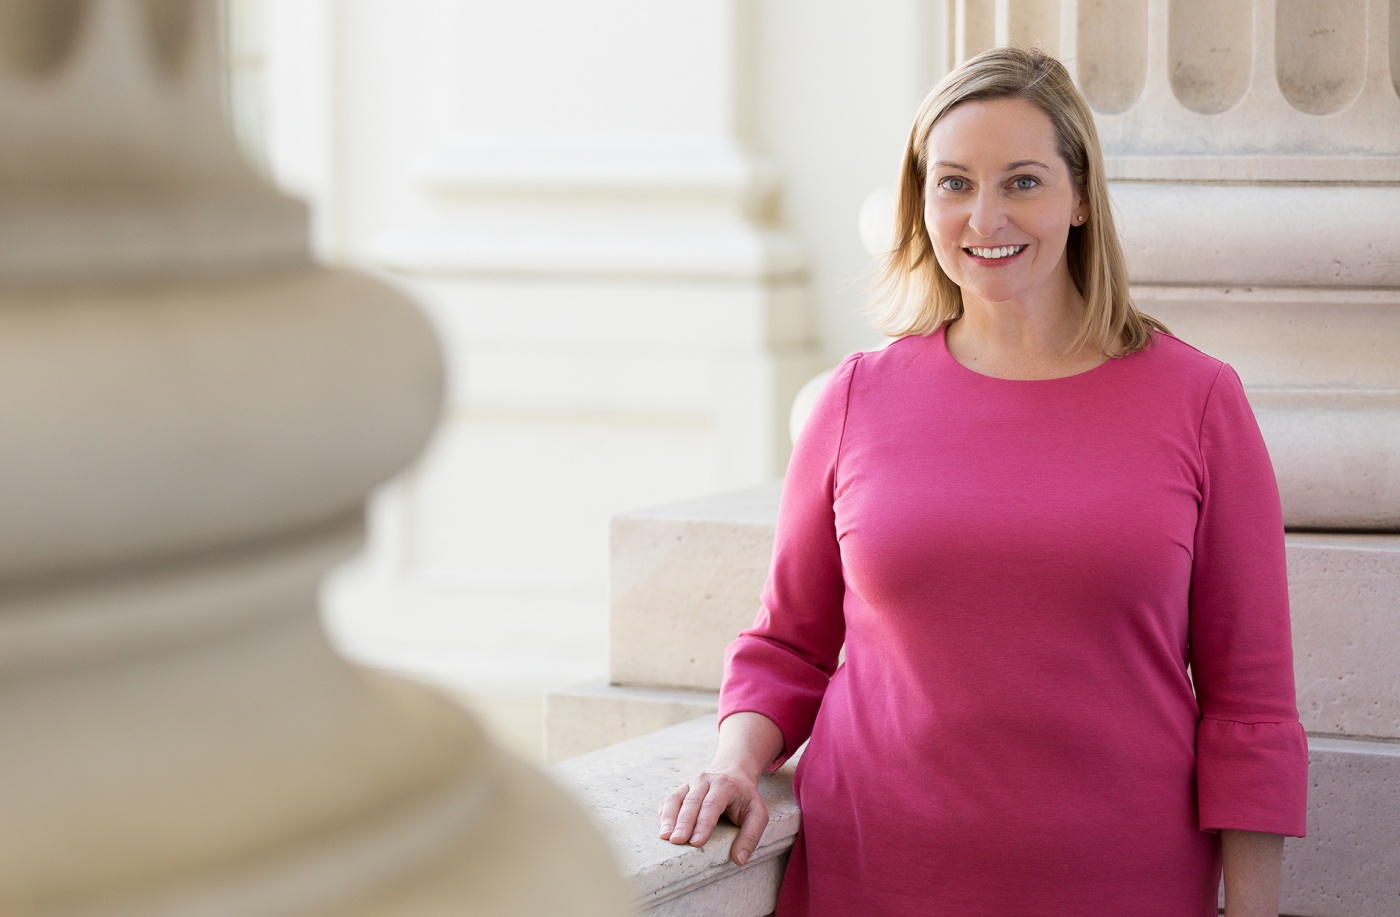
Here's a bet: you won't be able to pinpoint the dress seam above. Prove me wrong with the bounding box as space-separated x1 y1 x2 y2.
1193 362 1229 480
832 352 863 490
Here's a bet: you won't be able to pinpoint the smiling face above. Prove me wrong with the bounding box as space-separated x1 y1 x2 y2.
923 97 1085 315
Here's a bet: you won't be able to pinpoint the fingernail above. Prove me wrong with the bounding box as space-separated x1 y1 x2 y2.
659 824 671 837
736 849 749 865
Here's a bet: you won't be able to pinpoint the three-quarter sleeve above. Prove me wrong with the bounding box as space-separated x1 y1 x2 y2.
717 353 860 768
1190 363 1309 836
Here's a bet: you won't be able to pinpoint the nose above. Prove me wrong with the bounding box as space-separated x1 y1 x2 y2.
967 189 1007 238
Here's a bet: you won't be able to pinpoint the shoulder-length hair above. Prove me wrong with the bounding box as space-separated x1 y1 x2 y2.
868 46 1165 355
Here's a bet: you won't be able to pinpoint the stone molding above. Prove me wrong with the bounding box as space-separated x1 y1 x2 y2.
0 269 441 585
376 137 804 280
1113 184 1400 288
952 0 1400 179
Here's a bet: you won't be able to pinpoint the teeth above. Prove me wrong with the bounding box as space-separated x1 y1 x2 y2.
968 245 1025 259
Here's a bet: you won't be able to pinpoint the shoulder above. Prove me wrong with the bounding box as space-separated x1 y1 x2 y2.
1132 331 1226 381
812 335 928 394
1123 331 1237 405
837 333 939 385
1133 335 1269 463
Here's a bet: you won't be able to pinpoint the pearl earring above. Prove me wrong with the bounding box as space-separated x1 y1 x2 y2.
1076 215 1085 223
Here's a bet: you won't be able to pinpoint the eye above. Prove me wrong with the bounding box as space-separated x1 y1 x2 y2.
937 176 969 192
1010 175 1040 191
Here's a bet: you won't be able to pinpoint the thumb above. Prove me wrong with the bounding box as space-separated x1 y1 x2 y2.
729 796 769 866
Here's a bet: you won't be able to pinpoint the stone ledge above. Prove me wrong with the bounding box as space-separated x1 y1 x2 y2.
551 715 800 917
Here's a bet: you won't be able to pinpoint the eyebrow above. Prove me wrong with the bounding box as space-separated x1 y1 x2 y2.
932 159 1053 172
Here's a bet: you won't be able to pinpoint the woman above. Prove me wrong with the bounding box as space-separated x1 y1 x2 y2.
658 48 1307 916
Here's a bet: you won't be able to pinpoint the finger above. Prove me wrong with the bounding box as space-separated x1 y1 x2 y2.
729 797 769 866
680 778 739 851
669 777 717 844
657 785 689 838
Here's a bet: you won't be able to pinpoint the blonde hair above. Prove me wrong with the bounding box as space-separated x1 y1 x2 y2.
868 46 1165 355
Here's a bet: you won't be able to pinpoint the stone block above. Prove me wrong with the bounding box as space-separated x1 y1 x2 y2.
609 485 780 691
1114 184 1400 287
610 484 1400 738
551 715 800 917
545 680 719 764
1282 737 1400 917
1289 536 1400 740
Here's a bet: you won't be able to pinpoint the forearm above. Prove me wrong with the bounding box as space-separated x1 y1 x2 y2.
711 711 785 783
1221 829 1284 917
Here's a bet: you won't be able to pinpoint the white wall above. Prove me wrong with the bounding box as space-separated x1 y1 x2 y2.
753 0 946 359
233 0 947 759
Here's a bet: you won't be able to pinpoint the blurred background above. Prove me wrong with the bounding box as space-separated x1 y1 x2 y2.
220 0 949 762
8 2 1396 912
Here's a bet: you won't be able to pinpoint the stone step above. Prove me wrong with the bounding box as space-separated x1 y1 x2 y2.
545 680 718 764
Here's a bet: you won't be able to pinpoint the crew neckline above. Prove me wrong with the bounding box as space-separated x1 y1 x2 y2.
935 324 1120 384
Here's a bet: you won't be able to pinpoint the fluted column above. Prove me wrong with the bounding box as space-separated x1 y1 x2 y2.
0 2 627 914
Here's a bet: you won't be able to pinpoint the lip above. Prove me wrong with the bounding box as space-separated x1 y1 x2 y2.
962 244 1029 266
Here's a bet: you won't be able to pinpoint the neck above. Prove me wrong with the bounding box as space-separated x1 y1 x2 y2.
946 283 1105 380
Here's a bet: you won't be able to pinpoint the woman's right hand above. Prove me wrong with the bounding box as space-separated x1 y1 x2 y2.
655 711 784 866
658 766 769 866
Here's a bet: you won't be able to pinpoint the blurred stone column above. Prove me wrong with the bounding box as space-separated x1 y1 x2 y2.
0 1 626 913
347 0 822 701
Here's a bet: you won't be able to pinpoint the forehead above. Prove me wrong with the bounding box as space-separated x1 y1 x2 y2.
925 98 1061 169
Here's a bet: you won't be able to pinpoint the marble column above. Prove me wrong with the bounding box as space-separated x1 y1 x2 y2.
331 0 823 703
0 1 627 913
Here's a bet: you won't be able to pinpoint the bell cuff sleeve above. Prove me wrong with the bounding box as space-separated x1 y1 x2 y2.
1197 718 1309 836
1189 363 1308 836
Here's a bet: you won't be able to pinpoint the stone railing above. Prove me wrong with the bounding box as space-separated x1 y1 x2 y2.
552 487 1400 916
554 717 801 916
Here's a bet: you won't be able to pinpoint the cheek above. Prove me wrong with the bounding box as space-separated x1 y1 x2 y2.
922 205 958 251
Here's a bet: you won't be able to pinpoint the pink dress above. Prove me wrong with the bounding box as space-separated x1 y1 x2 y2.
719 328 1308 917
